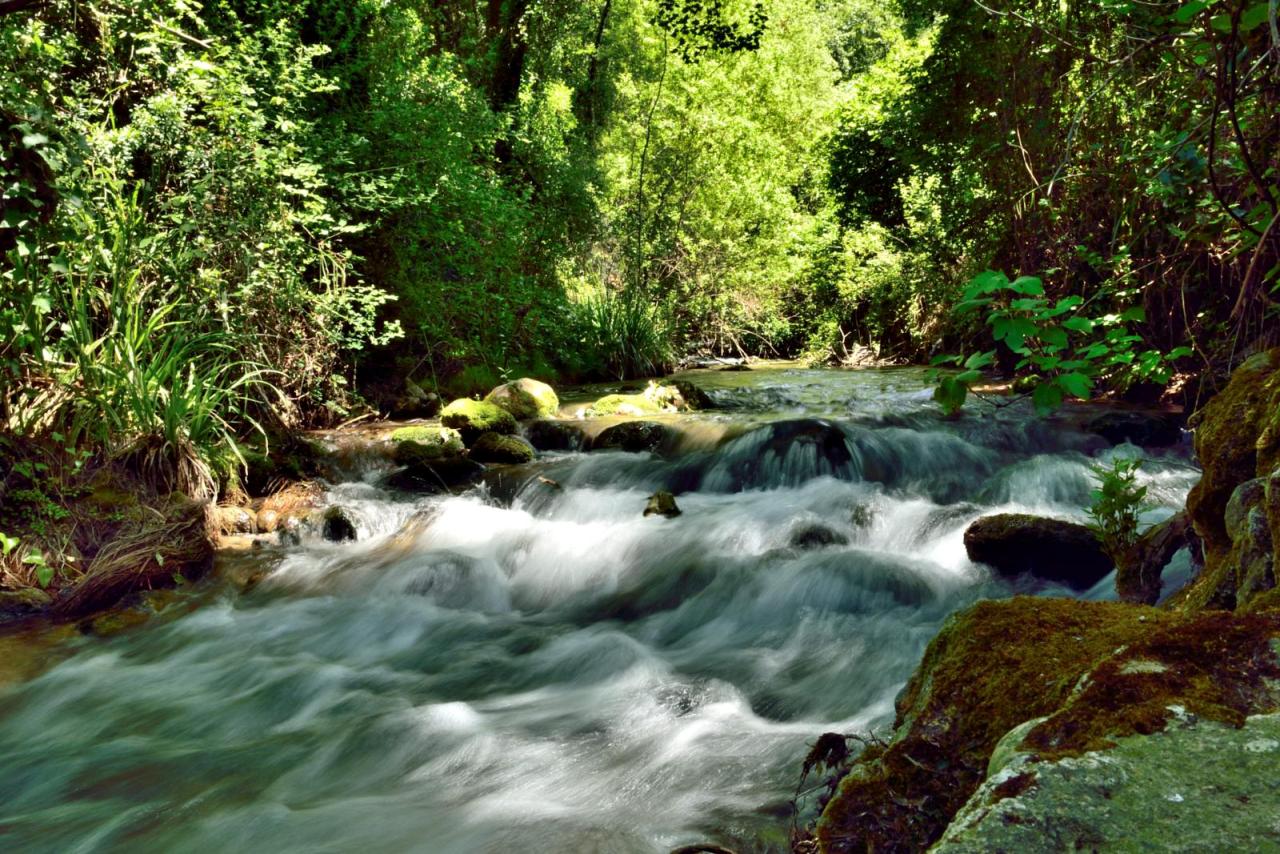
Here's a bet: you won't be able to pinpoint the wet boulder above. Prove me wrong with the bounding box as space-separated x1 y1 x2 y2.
593 421 676 454
964 513 1111 589
440 398 518 443
385 457 486 493
644 490 681 518
525 419 587 452
669 380 716 410
214 504 256 535
321 506 358 542
484 377 559 420
1084 410 1182 447
469 432 536 464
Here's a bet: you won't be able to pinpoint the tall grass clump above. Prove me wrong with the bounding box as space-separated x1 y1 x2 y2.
566 287 673 380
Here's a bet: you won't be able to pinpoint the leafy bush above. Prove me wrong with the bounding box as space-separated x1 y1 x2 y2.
1088 458 1148 565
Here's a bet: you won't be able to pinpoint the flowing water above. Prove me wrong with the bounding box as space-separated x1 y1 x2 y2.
0 366 1199 853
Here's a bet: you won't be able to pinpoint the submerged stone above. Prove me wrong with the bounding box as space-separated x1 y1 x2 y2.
964 513 1111 589
789 523 849 550
385 457 485 493
1084 410 1182 447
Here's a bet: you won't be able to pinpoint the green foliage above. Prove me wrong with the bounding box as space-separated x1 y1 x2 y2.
1088 458 1148 564
564 288 672 380
931 270 1194 414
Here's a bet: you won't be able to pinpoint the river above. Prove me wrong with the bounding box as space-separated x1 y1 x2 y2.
0 366 1199 853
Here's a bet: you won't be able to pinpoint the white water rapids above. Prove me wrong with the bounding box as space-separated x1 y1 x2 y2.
0 367 1198 853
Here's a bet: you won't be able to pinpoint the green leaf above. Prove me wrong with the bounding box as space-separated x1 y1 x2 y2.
20 133 48 149
1063 317 1095 333
0 533 17 556
1008 276 1045 296
1057 372 1093 399
1173 1 1209 23
1119 306 1146 322
1040 327 1069 352
1032 382 1064 413
35 563 53 588
1241 3 1270 30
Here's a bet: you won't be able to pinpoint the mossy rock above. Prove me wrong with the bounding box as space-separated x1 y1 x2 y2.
484 378 559 420
390 426 465 465
1183 348 1280 611
964 513 1111 590
469 432 536 464
440 398 518 442
814 598 1280 853
586 381 694 417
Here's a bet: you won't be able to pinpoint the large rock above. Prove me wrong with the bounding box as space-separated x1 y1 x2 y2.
391 426 465 466
586 381 697 417
963 513 1112 589
385 457 485 493
1183 348 1280 610
440 398 518 442
809 598 1280 853
390 377 441 419
469 432 536 464
525 419 587 452
933 713 1280 853
484 377 559 420
592 421 676 454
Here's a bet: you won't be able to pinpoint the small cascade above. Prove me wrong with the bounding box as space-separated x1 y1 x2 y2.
0 366 1199 853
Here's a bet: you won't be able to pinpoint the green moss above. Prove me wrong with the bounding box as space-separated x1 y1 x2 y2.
484 377 560 420
586 381 693 417
469 432 536 464
390 425 464 452
816 598 1280 853
439 398 518 440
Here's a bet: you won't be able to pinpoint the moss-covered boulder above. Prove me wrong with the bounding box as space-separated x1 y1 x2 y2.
964 513 1112 589
390 377 441 418
484 377 559 420
592 420 676 454
469 432 536 464
586 381 696 417
1183 348 1280 610
811 598 1280 853
440 398 518 442
390 426 465 466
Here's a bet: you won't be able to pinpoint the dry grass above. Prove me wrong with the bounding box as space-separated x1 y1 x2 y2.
54 498 215 617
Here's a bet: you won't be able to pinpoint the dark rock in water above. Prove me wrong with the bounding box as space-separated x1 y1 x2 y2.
469 432 536 464
0 588 52 620
593 421 675 454
718 362 751 371
525 419 587 452
644 490 681 518
1084 410 1181 447
789 523 849 550
1116 510 1198 604
669 380 716 410
964 513 1111 589
385 457 485 493
321 506 358 542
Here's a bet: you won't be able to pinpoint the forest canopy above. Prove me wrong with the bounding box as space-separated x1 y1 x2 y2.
1 0 1277 459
